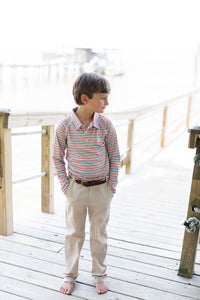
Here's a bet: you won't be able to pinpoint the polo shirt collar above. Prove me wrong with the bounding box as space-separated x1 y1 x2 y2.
71 107 100 129
71 107 82 129
92 113 100 129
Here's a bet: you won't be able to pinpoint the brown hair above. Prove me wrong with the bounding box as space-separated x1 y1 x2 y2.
72 72 111 105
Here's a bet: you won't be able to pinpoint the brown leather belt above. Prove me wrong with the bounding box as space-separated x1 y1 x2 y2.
69 173 107 187
69 174 106 187
74 178 107 187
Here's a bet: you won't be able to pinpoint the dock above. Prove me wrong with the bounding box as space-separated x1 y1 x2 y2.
0 132 200 299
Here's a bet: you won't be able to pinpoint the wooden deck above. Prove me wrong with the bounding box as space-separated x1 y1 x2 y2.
1 133 200 299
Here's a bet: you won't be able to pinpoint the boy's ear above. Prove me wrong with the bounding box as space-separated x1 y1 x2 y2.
80 94 89 105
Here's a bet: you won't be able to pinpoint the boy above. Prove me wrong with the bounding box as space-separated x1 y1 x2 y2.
53 72 120 295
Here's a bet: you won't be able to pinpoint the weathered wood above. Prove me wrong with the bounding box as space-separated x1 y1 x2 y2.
0 290 24 300
161 106 168 147
7 111 68 128
186 96 192 128
178 134 200 278
0 275 82 300
13 220 183 253
0 249 194 300
188 127 200 148
125 120 134 174
41 125 54 213
0 239 181 283
0 114 13 236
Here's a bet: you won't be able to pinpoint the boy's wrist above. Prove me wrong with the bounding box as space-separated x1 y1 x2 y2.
108 182 116 194
62 179 70 195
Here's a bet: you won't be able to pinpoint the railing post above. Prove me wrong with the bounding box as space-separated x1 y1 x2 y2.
186 96 192 128
41 125 54 213
0 112 13 235
161 106 168 147
125 120 134 174
178 127 200 278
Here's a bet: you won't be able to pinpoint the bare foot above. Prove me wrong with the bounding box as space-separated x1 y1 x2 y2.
60 281 73 295
96 282 108 294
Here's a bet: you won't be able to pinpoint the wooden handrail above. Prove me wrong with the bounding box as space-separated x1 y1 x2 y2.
7 111 68 128
106 86 200 120
3 86 199 128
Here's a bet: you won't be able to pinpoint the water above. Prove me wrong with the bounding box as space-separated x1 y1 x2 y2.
0 53 198 113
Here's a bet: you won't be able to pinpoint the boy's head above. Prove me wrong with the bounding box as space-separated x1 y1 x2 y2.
72 72 111 105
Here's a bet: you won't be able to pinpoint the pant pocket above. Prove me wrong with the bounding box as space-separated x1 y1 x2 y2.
107 182 114 199
65 179 74 198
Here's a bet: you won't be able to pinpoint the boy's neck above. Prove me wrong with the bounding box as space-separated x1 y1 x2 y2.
76 106 94 127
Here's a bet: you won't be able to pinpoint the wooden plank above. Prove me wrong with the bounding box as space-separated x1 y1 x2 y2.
0 290 26 300
1 225 184 264
13 222 183 254
23 200 186 231
79 271 200 300
1 234 199 286
13 198 190 249
0 276 81 300
19 214 183 245
0 254 135 300
41 125 54 213
0 232 62 252
29 205 186 232
7 112 68 128
18 212 186 237
15 217 185 253
0 233 179 275
0 117 13 235
0 252 196 300
0 235 182 275
0 239 134 283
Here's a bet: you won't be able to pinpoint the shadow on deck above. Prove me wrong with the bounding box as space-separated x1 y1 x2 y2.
0 133 200 300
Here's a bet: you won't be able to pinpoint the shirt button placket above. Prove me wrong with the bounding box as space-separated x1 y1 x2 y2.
85 129 88 142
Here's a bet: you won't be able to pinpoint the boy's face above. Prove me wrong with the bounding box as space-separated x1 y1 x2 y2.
87 93 109 113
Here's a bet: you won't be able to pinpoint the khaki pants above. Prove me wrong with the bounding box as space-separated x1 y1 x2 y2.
64 179 113 283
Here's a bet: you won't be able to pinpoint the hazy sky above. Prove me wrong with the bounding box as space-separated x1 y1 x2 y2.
0 0 200 58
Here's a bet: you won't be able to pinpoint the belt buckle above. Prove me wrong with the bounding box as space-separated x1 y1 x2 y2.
81 180 88 186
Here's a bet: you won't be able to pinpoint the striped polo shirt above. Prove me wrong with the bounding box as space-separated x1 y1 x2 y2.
53 107 120 195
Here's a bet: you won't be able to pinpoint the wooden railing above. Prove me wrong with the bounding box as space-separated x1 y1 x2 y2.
109 86 200 171
0 86 200 235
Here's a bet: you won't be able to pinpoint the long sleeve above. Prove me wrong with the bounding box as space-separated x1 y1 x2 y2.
105 122 120 193
53 121 70 195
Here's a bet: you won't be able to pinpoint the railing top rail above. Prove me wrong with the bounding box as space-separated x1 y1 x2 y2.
106 86 200 120
4 111 69 129
1 85 200 128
